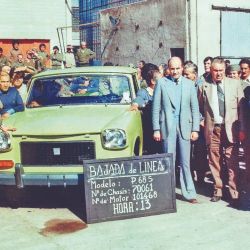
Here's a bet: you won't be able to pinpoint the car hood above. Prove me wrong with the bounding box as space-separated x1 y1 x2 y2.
10 105 131 136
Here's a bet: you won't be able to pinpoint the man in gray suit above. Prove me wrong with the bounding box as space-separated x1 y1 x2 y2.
152 57 200 203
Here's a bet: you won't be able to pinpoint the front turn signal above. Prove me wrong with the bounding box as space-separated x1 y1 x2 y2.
0 160 14 170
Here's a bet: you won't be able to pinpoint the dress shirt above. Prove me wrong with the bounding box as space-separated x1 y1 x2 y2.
210 80 225 124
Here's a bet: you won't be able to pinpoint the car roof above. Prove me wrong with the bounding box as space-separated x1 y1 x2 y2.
33 66 137 79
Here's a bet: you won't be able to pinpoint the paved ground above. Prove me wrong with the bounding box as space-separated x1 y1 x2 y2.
0 183 250 250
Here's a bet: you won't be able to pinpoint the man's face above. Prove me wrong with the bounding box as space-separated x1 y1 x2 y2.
228 70 241 80
13 73 24 88
138 62 143 69
204 60 211 73
81 42 87 49
17 55 23 63
13 43 19 50
83 80 90 87
168 59 183 79
211 63 225 82
0 76 11 92
40 45 46 52
240 63 250 80
183 68 197 81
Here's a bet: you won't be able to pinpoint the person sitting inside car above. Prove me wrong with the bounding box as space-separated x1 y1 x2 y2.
70 76 99 95
28 79 62 107
0 74 24 119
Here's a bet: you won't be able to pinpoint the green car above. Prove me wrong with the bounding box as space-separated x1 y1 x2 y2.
0 66 143 188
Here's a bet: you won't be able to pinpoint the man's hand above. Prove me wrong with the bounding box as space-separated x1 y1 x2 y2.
191 131 199 141
0 125 16 132
239 131 246 142
1 113 10 119
78 89 87 95
153 131 161 142
129 103 139 111
29 101 41 108
200 120 204 127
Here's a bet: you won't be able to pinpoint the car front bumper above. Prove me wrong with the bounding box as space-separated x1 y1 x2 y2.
0 164 82 188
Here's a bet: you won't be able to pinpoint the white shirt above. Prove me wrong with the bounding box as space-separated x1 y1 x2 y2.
17 84 27 102
242 75 250 84
64 52 76 68
210 80 225 124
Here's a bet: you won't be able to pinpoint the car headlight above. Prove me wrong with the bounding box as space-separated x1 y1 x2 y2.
0 131 11 152
102 129 127 149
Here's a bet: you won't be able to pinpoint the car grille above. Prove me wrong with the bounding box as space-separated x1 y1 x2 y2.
20 141 96 165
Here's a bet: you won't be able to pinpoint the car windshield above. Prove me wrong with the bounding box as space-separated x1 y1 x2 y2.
26 74 132 108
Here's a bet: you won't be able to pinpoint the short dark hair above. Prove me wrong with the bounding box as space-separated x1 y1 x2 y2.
0 47 3 52
53 46 59 51
141 63 158 81
39 43 46 50
139 60 146 66
12 39 19 46
203 56 213 64
239 58 250 67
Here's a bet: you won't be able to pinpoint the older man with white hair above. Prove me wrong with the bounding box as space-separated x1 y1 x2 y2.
76 41 96 67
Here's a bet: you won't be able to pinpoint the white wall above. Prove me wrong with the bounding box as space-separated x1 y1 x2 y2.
0 0 73 51
189 0 250 75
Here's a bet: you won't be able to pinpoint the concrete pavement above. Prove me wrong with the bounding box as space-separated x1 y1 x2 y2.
0 186 250 250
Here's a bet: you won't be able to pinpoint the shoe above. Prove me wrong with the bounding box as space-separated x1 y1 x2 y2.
187 199 198 204
210 196 221 202
230 199 240 208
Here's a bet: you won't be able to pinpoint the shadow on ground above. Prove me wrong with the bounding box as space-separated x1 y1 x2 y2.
0 186 86 220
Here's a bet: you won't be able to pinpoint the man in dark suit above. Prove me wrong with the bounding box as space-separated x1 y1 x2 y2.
152 57 200 203
198 58 245 207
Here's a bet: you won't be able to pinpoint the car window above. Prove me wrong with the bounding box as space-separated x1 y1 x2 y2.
26 75 132 108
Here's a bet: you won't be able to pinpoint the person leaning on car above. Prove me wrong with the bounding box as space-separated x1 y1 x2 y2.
0 73 24 119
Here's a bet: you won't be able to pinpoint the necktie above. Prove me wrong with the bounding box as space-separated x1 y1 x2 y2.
173 78 179 85
217 83 225 117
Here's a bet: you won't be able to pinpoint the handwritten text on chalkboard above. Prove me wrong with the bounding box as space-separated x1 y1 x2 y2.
84 154 176 223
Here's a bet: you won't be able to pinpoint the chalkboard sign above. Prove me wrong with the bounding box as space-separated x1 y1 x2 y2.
83 153 176 224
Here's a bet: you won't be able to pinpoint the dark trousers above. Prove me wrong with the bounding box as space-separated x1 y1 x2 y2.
77 62 89 67
191 126 209 183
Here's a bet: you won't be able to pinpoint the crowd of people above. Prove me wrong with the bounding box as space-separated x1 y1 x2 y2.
0 40 96 125
131 56 250 208
1 39 250 209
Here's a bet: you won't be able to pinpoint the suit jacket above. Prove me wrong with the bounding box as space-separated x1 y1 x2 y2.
242 82 250 133
152 76 200 141
198 76 245 145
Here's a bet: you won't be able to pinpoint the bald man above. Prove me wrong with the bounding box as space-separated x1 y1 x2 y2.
152 57 200 203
